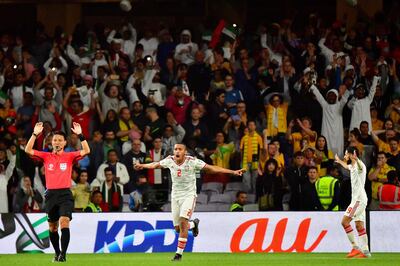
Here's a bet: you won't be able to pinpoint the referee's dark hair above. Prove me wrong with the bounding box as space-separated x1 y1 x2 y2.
53 130 67 140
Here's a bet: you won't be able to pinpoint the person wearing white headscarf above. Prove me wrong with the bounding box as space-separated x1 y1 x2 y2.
0 152 15 213
174 30 198 65
310 84 350 156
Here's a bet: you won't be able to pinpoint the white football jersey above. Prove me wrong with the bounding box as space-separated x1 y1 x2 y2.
348 159 368 205
160 155 206 200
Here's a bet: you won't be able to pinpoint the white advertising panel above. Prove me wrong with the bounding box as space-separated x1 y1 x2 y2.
0 212 352 254
370 211 400 252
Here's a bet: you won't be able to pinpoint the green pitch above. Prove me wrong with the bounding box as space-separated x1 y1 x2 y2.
0 253 399 266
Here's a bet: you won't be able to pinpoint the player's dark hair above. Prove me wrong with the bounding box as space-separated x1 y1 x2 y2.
346 146 359 156
236 191 247 198
52 131 67 140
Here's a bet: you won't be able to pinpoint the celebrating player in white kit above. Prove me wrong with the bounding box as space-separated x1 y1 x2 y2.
134 143 244 261
335 147 371 258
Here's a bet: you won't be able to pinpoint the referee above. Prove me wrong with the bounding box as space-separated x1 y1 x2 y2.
25 122 90 262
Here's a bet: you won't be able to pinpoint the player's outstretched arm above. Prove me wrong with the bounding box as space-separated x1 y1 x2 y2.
203 164 245 176
71 122 91 156
134 161 162 170
25 122 44 156
334 154 349 170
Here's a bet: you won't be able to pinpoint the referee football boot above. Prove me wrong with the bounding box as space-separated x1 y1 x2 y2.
58 253 67 262
171 253 182 262
192 218 200 237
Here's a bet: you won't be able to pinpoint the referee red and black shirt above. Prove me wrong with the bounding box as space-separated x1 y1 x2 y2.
33 150 82 189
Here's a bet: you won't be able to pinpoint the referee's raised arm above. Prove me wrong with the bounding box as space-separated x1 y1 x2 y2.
70 122 91 157
25 122 44 156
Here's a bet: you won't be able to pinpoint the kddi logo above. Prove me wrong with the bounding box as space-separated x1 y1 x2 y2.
230 218 327 252
94 220 194 253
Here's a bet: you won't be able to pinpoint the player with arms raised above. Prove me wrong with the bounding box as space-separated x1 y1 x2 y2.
25 122 90 262
335 147 371 258
134 143 244 261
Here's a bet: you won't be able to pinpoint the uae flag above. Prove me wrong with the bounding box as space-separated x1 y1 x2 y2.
209 20 240 48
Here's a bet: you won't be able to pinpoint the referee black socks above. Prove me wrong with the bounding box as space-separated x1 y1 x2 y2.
61 228 70 255
49 231 60 256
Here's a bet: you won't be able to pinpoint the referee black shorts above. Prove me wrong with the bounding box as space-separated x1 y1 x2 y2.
45 189 74 222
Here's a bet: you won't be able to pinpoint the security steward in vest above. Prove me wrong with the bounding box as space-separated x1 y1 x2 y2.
230 191 247 211
84 190 103 212
315 166 340 211
378 170 400 210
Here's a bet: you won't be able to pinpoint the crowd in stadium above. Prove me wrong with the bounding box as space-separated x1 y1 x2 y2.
0 10 400 214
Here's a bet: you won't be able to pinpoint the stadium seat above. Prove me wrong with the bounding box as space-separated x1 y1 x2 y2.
122 194 130 203
217 203 231 212
223 191 238 202
201 182 223 196
247 194 256 203
225 182 246 192
209 194 232 204
196 193 208 205
162 203 171 212
243 204 259 211
195 204 219 212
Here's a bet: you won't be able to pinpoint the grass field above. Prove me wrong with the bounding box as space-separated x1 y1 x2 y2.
0 253 399 266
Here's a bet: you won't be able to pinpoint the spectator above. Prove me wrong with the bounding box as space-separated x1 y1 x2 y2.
8 71 33 111
63 87 95 138
300 166 323 211
92 149 129 190
138 28 158 59
315 135 334 177
187 51 211 103
165 86 192 125
310 84 349 156
0 152 15 213
84 190 103 212
284 151 307 211
145 137 168 186
287 117 317 153
98 82 128 118
230 191 247 212
122 138 147 193
100 109 120 135
223 114 245 150
71 170 91 211
240 120 263 193
116 107 140 143
348 76 379 132
224 74 244 115
16 92 34 135
257 158 284 210
347 128 364 157
13 176 43 213
162 112 186 156
359 121 374 145
371 128 398 153
315 167 340 210
97 167 123 212
143 107 165 144
65 134 90 170
378 170 400 210
174 30 198 65
183 107 209 148
207 132 235 184
131 101 149 132
128 175 148 212
370 106 383 131
368 152 396 210
265 93 288 141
